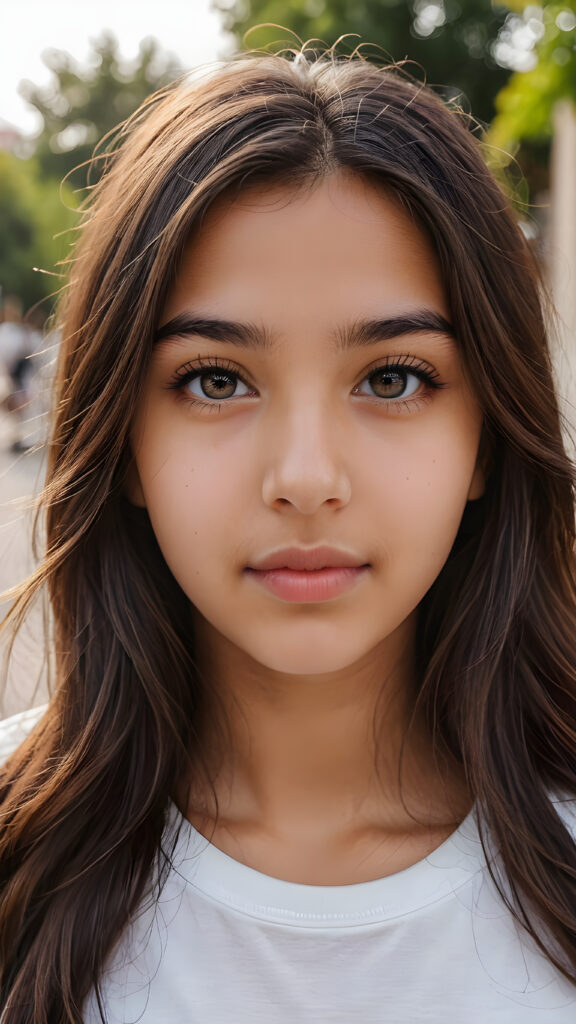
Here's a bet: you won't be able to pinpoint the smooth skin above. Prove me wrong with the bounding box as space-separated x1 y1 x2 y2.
129 171 485 884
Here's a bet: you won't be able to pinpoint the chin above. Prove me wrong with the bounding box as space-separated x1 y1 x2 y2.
242 636 374 677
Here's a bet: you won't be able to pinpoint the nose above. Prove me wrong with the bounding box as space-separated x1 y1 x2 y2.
261 397 352 514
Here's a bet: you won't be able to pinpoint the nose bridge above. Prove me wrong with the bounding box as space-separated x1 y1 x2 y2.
261 384 351 511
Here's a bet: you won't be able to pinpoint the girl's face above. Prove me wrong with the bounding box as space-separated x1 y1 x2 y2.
129 172 484 677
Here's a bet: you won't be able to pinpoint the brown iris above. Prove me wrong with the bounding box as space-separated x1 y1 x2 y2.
370 368 408 399
200 372 237 399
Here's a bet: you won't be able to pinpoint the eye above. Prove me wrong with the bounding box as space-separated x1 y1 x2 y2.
353 357 441 403
167 357 253 405
167 354 443 411
185 368 250 402
357 367 421 400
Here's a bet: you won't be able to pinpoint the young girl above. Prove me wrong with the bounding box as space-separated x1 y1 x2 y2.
1 46 575 1024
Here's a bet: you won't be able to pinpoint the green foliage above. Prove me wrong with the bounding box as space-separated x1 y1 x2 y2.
0 153 76 313
212 0 513 123
19 32 182 188
4 32 182 315
490 3 576 150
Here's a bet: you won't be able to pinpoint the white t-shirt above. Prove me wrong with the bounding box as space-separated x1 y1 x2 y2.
3 707 576 1023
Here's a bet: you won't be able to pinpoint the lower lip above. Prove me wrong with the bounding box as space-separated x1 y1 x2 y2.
245 566 370 602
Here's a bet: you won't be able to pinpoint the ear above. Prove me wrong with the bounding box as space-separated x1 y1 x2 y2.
124 458 147 508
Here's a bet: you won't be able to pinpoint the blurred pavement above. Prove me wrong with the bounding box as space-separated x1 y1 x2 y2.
0 411 48 718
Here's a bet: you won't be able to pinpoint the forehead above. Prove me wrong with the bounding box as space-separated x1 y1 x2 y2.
163 171 448 327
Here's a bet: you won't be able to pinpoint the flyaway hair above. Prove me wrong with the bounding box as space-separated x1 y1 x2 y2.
0 46 575 1022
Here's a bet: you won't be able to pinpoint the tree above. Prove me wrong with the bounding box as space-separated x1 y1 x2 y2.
488 4 576 372
212 0 513 123
19 32 182 188
0 153 76 312
489 2 576 150
5 33 182 315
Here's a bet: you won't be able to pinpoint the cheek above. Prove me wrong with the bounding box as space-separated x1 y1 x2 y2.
134 424 247 591
369 411 481 563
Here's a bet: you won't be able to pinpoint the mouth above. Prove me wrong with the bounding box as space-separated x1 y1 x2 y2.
244 564 371 603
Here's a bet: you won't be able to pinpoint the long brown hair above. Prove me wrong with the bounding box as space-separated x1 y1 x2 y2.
1 46 576 1023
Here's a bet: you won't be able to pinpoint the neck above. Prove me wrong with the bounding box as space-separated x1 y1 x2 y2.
184 613 469 841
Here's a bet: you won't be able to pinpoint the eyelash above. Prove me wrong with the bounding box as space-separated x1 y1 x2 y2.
166 354 445 414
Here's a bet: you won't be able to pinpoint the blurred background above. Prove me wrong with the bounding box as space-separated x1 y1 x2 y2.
1 0 576 714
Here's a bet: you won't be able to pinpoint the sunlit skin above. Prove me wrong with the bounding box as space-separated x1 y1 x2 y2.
128 171 485 884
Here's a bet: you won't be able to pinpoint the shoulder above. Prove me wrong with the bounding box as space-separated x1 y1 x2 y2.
0 704 48 765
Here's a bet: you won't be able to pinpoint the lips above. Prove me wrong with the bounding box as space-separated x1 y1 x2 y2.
247 546 369 572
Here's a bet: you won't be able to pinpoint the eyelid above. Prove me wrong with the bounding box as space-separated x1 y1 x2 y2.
166 355 253 390
353 352 441 387
168 352 441 384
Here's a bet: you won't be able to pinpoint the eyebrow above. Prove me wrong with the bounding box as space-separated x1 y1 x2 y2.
154 309 454 353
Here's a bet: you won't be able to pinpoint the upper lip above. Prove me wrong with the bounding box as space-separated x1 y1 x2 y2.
248 546 369 571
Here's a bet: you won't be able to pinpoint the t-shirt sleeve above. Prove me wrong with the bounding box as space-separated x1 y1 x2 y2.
0 704 48 765
551 791 576 839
